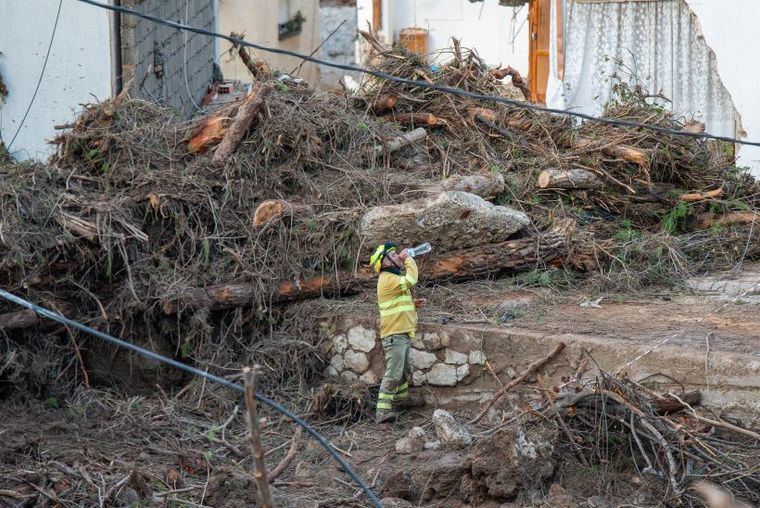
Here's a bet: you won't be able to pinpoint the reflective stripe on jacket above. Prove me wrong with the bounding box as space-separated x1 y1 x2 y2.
378 257 419 338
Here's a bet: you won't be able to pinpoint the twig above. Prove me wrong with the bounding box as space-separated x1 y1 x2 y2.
670 393 760 441
0 490 28 500
243 366 276 508
268 426 302 482
470 342 566 424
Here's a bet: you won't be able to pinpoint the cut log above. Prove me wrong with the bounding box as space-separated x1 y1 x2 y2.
439 173 505 199
375 127 427 156
56 212 98 242
384 112 445 127
574 137 649 167
489 66 531 101
681 187 723 202
0 309 39 330
252 200 315 228
368 94 398 114
357 191 530 252
163 232 565 312
537 168 603 190
212 82 271 164
188 114 232 154
695 211 758 230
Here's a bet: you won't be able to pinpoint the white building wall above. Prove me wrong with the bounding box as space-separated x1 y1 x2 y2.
358 0 529 74
684 0 760 175
0 0 113 161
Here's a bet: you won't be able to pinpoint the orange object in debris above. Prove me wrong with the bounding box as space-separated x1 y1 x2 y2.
399 27 428 56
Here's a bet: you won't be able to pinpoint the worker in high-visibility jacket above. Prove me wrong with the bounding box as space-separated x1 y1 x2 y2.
370 242 427 424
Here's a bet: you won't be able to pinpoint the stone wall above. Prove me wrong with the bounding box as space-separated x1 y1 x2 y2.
122 0 217 118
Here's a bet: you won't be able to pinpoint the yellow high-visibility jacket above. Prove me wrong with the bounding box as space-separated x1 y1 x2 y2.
377 256 419 338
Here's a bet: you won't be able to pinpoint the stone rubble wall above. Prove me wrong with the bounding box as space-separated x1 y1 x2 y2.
324 324 487 388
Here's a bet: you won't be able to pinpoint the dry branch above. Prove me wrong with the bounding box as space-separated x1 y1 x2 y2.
696 211 758 230
268 426 302 482
470 342 566 424
681 187 723 202
375 127 427 156
212 83 271 163
489 66 531 101
230 32 271 79
243 366 275 508
384 112 445 127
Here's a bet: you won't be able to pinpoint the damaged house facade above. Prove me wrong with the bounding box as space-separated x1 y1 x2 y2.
361 0 760 175
0 0 219 161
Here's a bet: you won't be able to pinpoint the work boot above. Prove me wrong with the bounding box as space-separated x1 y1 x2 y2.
376 409 398 424
397 395 426 409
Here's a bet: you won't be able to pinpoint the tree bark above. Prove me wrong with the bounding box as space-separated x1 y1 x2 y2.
187 104 237 154
538 168 603 190
0 310 39 330
211 83 271 164
384 112 445 127
163 232 565 313
252 200 315 228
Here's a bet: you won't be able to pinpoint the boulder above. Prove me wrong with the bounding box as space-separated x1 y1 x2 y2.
412 370 427 386
357 191 530 253
469 350 487 365
456 364 470 381
347 326 376 352
444 349 468 365
395 436 423 455
408 426 426 440
433 409 473 448
329 354 344 372
359 370 379 385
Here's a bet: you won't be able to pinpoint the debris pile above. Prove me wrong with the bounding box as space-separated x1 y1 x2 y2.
1 41 758 399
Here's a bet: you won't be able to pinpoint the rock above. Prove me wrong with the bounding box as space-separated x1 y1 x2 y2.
444 349 468 365
411 334 425 349
411 453 466 501
433 409 473 448
421 332 442 350
426 364 458 386
347 326 376 352
412 370 427 386
357 191 530 253
408 426 426 440
411 349 437 369
380 498 414 508
395 436 423 454
340 371 358 382
456 363 470 381
343 350 369 373
460 424 558 503
325 365 339 377
424 440 442 450
469 350 486 365
329 354 344 372
546 483 579 508
332 334 348 354
506 366 517 379
359 370 379 385
586 496 613 508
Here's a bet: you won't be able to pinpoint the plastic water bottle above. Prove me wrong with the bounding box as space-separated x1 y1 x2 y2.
407 242 432 258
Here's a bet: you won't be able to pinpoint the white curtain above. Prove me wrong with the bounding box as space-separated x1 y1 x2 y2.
549 0 739 138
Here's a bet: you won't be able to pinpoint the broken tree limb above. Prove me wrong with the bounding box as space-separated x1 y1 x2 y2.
574 137 649 167
375 127 427 156
695 211 758 230
469 342 566 424
56 212 98 242
384 112 446 128
489 66 531 101
538 168 603 190
162 232 566 313
212 83 271 164
230 32 271 79
268 426 302 482
681 187 724 202
252 200 315 228
188 113 233 154
0 309 39 330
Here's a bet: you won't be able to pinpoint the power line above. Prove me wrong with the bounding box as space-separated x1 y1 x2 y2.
6 0 63 151
0 288 381 508
74 0 760 148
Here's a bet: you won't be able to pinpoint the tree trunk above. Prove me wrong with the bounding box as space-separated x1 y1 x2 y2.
252 200 315 228
212 83 271 164
163 232 565 312
0 310 39 330
538 168 603 190
375 127 428 156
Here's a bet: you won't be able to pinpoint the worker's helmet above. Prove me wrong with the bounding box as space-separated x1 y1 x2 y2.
370 242 397 273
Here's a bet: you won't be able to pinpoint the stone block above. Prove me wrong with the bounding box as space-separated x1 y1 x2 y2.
344 350 369 373
456 364 470 381
412 370 427 386
359 370 379 385
411 349 437 369
444 349 468 365
469 350 486 365
426 364 458 386
347 326 376 352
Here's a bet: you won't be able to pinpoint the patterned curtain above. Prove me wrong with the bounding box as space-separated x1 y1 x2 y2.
548 0 740 138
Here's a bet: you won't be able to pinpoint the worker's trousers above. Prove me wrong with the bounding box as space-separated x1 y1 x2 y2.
377 333 413 413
